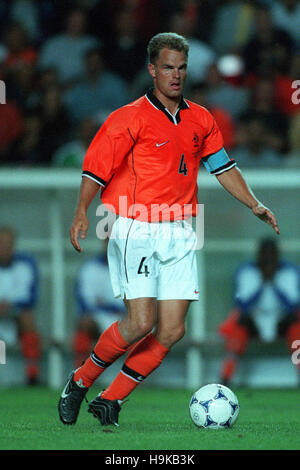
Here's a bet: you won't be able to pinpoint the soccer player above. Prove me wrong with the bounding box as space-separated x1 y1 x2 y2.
0 226 41 385
58 32 279 426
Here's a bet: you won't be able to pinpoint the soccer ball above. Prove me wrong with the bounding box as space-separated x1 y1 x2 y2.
189 384 239 429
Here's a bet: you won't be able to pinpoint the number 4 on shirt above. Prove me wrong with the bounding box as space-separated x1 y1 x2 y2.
179 154 188 176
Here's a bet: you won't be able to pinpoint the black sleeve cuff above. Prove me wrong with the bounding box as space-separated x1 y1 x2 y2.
82 171 107 187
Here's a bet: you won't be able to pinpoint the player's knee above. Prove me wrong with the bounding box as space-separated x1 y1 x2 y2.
134 317 154 338
173 324 186 343
158 324 186 348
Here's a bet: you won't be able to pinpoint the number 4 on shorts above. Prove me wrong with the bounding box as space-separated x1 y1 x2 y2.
138 257 150 277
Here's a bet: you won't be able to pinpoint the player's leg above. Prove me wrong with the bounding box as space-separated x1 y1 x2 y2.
78 214 158 383
155 299 189 347
87 297 158 425
102 299 188 397
87 299 189 425
74 296 156 387
18 310 41 385
59 297 156 425
59 216 159 424
90 221 195 402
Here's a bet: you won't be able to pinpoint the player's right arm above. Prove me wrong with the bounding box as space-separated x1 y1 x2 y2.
71 107 140 252
70 177 100 252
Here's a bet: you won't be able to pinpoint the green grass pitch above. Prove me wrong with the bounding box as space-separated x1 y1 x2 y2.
0 386 299 450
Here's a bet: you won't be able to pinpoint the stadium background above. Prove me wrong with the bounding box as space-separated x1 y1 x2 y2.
0 0 300 390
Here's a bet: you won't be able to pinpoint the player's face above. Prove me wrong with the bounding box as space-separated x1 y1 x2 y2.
149 48 187 101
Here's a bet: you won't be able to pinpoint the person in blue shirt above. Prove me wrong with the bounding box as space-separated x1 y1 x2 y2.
0 226 41 385
219 238 300 385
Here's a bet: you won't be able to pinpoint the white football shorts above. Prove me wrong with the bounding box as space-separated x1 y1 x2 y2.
107 216 199 300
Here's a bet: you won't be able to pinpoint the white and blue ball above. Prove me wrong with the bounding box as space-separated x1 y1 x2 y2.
189 384 239 429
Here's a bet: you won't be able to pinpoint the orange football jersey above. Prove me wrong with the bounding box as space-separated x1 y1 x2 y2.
83 89 228 222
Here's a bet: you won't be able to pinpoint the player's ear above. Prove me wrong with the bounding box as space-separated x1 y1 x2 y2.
148 63 156 79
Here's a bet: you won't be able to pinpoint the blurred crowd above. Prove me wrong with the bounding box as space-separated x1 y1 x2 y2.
1 0 300 169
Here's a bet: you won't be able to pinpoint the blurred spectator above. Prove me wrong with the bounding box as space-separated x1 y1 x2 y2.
188 82 236 150
130 0 161 43
10 86 71 165
37 67 60 91
242 4 294 78
0 43 8 68
63 47 129 124
72 245 125 368
216 53 245 87
271 0 300 49
38 85 71 165
274 53 300 116
182 0 216 44
219 238 300 386
204 63 250 120
0 0 9 34
38 8 98 87
284 113 300 167
0 0 296 170
10 109 42 165
210 0 256 55
231 114 282 167
169 10 216 84
52 118 98 168
0 101 24 164
105 7 146 82
10 0 58 44
1 22 38 77
0 227 41 385
20 67 62 110
90 0 161 45
246 78 289 153
10 0 40 44
6 62 37 111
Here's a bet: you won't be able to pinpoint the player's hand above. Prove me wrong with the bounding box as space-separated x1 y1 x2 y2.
70 211 89 252
252 203 280 235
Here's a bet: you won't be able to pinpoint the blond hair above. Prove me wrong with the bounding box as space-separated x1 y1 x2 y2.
147 32 189 64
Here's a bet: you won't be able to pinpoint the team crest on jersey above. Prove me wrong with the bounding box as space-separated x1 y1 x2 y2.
192 132 201 158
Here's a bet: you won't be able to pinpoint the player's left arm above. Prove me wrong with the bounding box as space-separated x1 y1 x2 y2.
216 166 280 235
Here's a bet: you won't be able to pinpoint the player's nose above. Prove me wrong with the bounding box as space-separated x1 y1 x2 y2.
172 68 180 79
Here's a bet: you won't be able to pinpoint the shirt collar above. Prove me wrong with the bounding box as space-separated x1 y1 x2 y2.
145 87 189 125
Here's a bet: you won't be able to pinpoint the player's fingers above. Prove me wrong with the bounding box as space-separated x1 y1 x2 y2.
70 225 82 252
266 212 280 235
80 228 87 239
263 210 280 235
79 220 89 240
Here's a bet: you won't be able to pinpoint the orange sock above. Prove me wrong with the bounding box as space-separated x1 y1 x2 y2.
73 321 130 387
221 356 238 382
20 331 41 381
101 333 169 401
